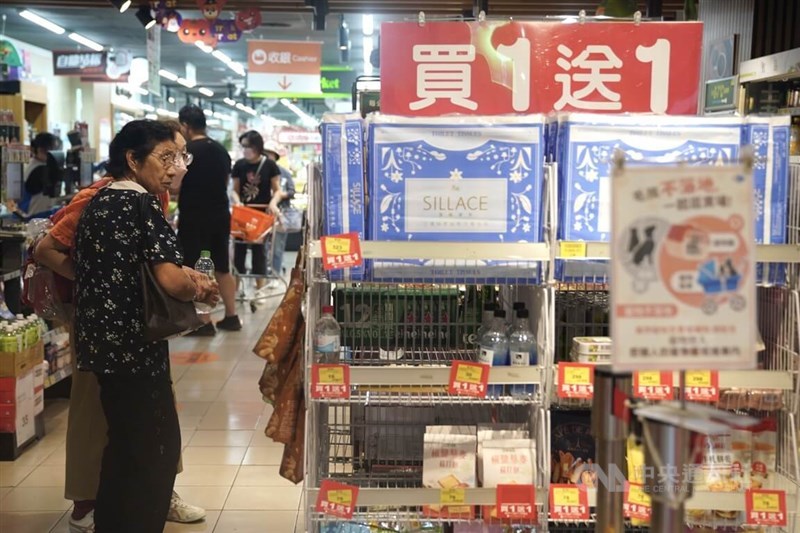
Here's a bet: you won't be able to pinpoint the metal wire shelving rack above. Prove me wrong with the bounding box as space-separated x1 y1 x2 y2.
302 149 800 531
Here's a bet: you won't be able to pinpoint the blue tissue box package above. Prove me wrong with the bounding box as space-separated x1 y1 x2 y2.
742 116 790 244
555 113 743 242
321 114 366 281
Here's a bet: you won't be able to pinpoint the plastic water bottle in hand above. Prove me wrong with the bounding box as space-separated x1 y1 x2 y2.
194 250 215 314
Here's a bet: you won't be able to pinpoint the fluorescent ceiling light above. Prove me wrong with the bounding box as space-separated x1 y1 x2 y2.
198 87 214 97
281 98 317 127
235 102 247 111
125 84 148 96
156 108 170 116
203 109 213 116
168 96 175 104
195 41 213 53
69 32 104 52
214 111 233 121
208 119 221 126
145 113 158 120
229 62 246 76
136 6 156 30
363 36 374 76
223 97 236 106
19 10 65 35
141 103 155 112
362 14 374 36
110 0 131 13
212 50 231 63
177 77 196 88
158 69 178 81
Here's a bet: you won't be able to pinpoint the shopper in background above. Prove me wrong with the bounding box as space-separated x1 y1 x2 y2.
231 131 285 289
72 120 218 533
6 132 63 219
263 140 295 279
33 121 207 533
177 105 240 335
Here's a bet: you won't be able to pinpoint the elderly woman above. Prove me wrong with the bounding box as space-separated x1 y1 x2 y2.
73 120 218 533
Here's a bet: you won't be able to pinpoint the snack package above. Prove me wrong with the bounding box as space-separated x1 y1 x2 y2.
476 424 529 485
550 411 595 486
751 418 777 489
717 388 749 411
747 390 784 412
695 433 741 493
480 439 536 522
422 426 477 519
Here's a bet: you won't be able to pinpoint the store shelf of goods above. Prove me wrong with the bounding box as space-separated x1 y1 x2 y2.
555 241 800 264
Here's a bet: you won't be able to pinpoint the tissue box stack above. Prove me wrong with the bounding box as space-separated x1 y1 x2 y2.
367 114 545 283
321 114 367 281
552 113 743 282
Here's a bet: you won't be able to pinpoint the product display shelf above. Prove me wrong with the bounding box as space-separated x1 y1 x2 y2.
556 241 800 264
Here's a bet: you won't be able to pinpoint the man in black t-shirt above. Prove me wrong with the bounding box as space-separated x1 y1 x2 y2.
177 105 240 334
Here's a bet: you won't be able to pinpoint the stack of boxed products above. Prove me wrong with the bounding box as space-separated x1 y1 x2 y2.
320 113 790 284
0 315 47 445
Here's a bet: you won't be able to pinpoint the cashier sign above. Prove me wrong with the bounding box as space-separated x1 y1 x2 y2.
611 165 755 371
380 21 702 116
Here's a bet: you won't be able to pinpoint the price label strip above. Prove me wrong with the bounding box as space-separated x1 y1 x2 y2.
316 480 359 519
321 232 363 271
310 364 351 399
448 361 489 398
745 489 787 526
549 484 589 521
557 363 594 399
633 371 674 401
683 370 719 402
623 482 651 521
496 484 537 521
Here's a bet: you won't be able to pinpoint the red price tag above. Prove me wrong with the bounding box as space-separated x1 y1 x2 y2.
310 364 350 399
316 480 359 519
549 484 589 521
321 232 363 271
745 489 787 527
633 371 674 401
557 363 594 399
448 361 489 398
623 482 651 521
496 484 537 521
682 370 719 403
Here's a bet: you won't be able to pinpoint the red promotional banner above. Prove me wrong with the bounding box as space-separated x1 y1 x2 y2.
496 484 537 521
633 371 674 401
380 21 702 116
549 484 589 521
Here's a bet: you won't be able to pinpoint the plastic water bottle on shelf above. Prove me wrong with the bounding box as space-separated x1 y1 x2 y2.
315 306 341 364
193 250 215 314
473 302 497 348
506 302 526 335
478 309 509 397
509 309 538 397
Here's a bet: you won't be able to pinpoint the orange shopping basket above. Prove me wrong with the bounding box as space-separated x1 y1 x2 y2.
230 205 274 242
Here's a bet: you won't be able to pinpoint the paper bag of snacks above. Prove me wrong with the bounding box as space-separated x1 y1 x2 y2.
751 418 777 489
476 424 529 485
422 426 477 519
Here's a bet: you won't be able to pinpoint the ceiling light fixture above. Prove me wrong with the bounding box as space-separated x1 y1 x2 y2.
203 109 213 116
158 69 178 81
212 50 231 63
362 36 374 76
125 84 148 96
145 113 158 120
69 32 104 52
228 62 246 77
223 97 236 106
362 14 374 36
109 0 132 13
19 10 65 35
280 98 318 127
195 41 213 53
135 6 156 30
338 15 350 51
198 87 214 97
177 77 196 88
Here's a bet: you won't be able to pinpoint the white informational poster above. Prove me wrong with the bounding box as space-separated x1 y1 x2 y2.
610 163 755 371
146 26 161 95
14 371 35 445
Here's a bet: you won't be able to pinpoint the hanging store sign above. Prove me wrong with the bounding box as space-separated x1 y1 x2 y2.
247 40 322 94
380 21 702 116
448 361 489 397
316 480 358 519
277 130 322 145
53 50 130 82
610 164 755 371
549 484 589 521
745 489 787 527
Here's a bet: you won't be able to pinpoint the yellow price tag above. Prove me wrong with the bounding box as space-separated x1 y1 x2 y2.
686 371 711 388
552 486 580 507
456 364 483 384
327 489 353 506
751 492 780 513
637 371 662 386
440 487 466 505
319 367 345 384
627 484 651 507
559 242 587 258
325 237 351 256
564 366 591 385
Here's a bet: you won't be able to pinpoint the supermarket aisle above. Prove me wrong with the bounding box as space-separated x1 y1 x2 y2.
0 289 304 533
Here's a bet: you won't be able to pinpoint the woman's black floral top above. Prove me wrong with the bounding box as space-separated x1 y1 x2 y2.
74 186 182 376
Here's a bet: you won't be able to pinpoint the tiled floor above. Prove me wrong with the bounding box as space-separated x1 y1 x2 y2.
0 285 305 532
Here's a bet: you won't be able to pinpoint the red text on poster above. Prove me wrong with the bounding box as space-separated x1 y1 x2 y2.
557 363 594 399
683 370 719 402
745 489 787 527
496 484 537 521
310 364 350 399
380 21 702 116
623 482 652 521
448 361 489 398
316 480 359 519
633 371 674 400
549 484 589 521
321 232 363 271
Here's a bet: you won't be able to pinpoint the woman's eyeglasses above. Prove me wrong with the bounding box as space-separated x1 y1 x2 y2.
151 150 194 168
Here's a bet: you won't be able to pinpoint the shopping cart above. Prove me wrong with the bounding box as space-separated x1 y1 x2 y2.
230 205 287 312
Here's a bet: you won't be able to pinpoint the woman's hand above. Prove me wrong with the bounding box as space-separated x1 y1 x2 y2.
193 274 220 308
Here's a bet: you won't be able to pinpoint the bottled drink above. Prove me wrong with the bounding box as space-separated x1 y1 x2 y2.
479 309 509 397
0 325 17 353
473 302 497 347
506 302 526 335
315 306 341 363
193 250 215 314
509 309 538 397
